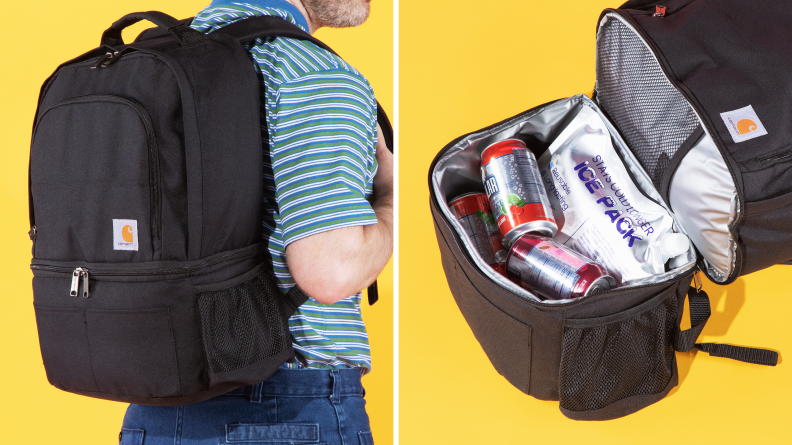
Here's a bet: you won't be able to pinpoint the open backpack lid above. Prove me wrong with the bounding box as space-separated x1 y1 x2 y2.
593 0 792 284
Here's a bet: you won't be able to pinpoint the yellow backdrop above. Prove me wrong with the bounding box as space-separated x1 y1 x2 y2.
0 1 392 443
400 0 791 443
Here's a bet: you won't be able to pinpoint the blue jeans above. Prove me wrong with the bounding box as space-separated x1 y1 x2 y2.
121 368 373 445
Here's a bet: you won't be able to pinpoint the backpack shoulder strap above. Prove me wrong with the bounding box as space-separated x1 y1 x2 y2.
212 16 331 52
211 16 393 151
214 16 392 305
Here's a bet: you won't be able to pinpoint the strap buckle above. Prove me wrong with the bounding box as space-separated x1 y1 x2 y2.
693 269 703 293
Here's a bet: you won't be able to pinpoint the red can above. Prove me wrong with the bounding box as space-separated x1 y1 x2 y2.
506 234 615 300
480 139 557 247
449 193 507 275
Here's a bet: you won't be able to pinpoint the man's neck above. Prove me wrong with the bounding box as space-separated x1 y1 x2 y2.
282 0 318 33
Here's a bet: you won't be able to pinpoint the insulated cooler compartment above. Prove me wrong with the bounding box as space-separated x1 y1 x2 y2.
30 245 297 405
430 95 698 419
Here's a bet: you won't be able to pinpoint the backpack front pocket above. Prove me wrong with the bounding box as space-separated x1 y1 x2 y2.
34 302 181 399
30 95 161 262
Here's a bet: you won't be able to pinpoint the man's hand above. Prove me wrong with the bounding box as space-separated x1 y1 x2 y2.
286 123 394 304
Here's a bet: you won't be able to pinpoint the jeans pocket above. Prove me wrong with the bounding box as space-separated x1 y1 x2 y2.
119 428 144 445
358 431 374 445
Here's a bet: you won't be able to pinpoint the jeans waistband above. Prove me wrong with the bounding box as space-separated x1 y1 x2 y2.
223 368 365 400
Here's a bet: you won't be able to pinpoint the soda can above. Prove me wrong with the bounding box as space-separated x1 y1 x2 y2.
480 139 557 247
506 234 615 301
449 193 507 275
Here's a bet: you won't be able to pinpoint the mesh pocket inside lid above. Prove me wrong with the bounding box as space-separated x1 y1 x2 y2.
596 16 699 190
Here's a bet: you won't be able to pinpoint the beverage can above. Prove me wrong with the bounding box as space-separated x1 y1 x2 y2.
480 139 557 247
505 234 615 300
449 192 507 275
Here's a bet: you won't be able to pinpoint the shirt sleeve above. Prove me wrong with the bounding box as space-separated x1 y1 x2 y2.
269 68 379 246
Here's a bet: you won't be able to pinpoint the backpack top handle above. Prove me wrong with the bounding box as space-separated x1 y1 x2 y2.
101 11 207 48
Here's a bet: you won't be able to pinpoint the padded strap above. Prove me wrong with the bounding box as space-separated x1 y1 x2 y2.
675 286 778 366
212 15 394 154
101 11 206 47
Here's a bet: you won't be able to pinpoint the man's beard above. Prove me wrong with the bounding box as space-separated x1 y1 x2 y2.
303 0 371 28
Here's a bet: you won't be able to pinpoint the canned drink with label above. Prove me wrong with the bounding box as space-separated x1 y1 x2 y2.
449 193 507 275
506 234 615 301
480 139 557 247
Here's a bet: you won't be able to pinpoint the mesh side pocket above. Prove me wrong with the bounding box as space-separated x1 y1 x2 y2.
559 294 677 414
596 17 699 189
196 265 292 375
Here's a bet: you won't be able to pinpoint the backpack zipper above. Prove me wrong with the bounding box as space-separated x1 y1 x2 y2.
70 267 90 298
31 245 263 298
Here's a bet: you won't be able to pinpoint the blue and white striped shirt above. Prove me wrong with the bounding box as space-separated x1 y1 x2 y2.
193 0 378 373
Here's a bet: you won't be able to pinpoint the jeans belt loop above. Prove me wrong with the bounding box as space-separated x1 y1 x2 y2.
250 382 263 404
330 370 341 405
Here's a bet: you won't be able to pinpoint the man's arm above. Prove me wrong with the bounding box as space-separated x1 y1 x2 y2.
286 123 393 304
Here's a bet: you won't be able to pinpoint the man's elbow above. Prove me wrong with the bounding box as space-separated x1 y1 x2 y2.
295 274 358 305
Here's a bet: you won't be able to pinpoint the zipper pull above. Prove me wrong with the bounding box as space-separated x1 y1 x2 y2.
654 5 667 17
81 268 90 298
91 52 113 69
70 268 81 297
693 269 703 293
28 225 37 240
101 51 121 68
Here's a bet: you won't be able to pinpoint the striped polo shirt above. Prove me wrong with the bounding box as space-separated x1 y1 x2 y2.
192 0 378 373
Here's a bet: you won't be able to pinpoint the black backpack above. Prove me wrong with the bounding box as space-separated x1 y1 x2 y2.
429 0 786 420
29 11 392 406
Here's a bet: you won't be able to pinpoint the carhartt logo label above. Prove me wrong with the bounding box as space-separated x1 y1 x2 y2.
720 105 767 143
737 119 757 134
113 219 138 251
122 225 134 242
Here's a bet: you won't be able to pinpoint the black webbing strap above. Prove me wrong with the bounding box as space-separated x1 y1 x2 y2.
367 281 379 305
216 16 393 306
283 284 310 316
675 287 778 366
694 343 778 366
674 287 711 352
